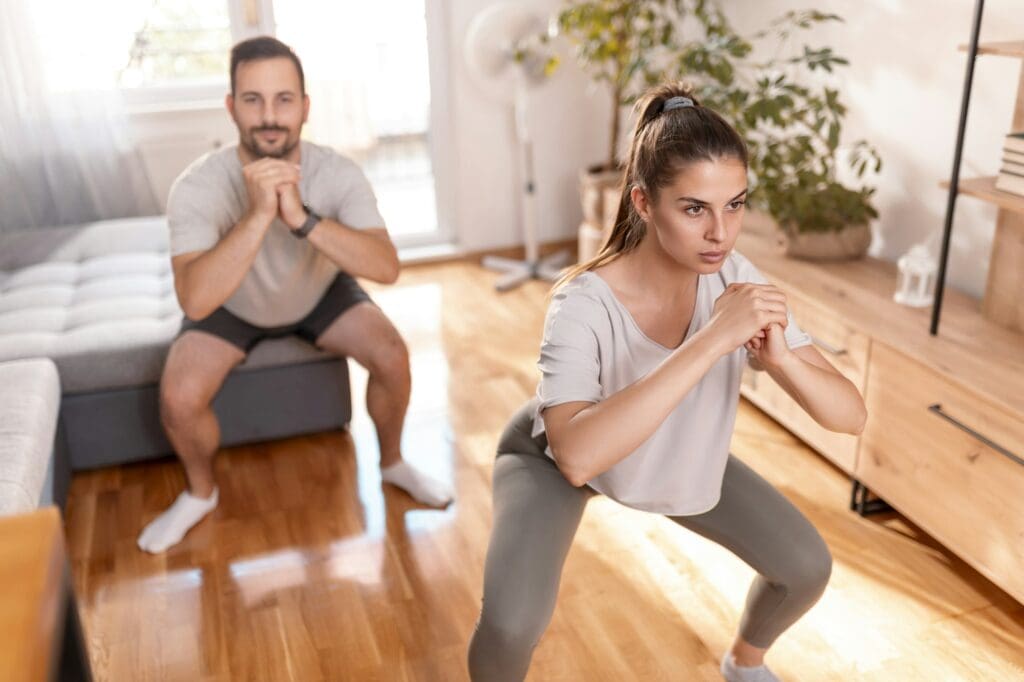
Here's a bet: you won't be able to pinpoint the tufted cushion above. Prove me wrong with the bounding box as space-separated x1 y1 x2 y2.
0 358 60 515
0 217 331 394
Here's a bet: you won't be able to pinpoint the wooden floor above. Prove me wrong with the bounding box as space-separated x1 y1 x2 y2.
64 261 1024 681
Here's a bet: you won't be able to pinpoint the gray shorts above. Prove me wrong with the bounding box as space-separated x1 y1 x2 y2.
178 273 372 353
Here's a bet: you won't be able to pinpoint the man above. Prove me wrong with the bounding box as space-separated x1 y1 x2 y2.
138 36 452 554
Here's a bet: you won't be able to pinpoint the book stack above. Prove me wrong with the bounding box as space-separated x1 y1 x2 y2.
995 131 1024 196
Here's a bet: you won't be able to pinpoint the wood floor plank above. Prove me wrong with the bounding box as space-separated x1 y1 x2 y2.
64 261 1024 680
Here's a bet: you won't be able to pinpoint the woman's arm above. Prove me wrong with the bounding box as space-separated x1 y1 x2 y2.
543 326 727 487
544 281 790 487
757 337 867 435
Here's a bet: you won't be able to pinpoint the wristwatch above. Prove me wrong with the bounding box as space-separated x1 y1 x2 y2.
293 203 321 239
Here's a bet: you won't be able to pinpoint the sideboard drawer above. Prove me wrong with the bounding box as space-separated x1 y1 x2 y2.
740 289 869 474
857 342 1024 603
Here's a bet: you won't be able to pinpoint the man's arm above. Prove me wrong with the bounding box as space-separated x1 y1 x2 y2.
304 221 399 284
172 211 272 320
173 159 298 320
277 181 399 284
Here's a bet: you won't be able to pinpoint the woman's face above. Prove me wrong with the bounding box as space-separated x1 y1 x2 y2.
632 156 748 271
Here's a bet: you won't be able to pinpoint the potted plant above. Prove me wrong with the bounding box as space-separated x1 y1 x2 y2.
543 2 687 242
544 1 883 261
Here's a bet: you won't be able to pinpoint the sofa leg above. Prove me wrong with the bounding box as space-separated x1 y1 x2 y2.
52 418 73 511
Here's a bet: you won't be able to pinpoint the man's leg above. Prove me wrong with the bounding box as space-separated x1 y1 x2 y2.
315 301 452 506
137 330 246 553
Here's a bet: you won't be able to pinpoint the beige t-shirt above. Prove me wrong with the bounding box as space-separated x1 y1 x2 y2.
532 250 814 516
167 140 385 327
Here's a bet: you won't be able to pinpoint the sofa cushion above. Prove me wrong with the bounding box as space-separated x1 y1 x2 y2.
0 359 60 515
0 217 332 394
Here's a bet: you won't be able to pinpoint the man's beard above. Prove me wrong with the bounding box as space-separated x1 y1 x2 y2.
242 126 299 159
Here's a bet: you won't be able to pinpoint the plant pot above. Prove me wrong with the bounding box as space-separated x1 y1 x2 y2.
579 166 624 234
741 208 779 237
578 221 605 263
778 222 872 261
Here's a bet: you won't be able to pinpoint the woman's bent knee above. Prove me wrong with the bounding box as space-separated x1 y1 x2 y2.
468 608 546 681
788 535 833 597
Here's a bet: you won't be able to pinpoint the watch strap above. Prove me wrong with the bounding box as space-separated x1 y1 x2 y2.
294 203 321 238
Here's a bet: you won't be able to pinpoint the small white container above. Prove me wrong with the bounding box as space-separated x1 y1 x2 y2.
893 244 937 308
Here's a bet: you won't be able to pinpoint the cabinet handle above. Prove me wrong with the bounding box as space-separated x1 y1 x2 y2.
928 404 1024 467
811 335 847 356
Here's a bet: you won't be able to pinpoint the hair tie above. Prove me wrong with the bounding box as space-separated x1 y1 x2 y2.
662 96 694 112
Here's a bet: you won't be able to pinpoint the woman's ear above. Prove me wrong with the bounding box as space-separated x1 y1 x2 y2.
630 185 651 223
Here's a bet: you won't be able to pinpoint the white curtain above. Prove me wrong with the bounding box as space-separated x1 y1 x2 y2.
0 0 158 233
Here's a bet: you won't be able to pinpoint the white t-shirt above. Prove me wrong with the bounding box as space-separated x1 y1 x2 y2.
167 140 385 327
532 250 813 516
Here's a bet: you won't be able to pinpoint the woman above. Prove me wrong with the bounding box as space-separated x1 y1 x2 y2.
467 83 868 682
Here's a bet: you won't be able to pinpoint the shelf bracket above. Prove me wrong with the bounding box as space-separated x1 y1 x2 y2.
932 0 987 336
849 479 894 517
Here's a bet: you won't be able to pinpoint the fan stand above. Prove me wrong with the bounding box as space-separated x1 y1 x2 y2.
482 76 571 291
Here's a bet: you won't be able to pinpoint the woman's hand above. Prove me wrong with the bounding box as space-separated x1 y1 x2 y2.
744 322 791 368
707 283 789 356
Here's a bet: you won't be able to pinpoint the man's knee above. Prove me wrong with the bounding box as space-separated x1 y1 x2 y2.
159 377 213 430
365 330 410 379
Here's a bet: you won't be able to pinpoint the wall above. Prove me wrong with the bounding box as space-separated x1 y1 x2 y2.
130 104 236 212
728 0 1023 298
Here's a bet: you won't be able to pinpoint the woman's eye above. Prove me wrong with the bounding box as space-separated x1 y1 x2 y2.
728 200 746 211
684 205 705 217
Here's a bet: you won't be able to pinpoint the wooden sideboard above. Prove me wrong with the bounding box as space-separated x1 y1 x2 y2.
736 229 1024 605
0 507 92 681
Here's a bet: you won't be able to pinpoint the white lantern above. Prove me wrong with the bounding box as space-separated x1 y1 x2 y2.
893 244 937 307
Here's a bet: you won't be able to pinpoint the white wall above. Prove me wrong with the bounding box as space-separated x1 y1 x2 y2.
727 0 1023 298
130 104 236 212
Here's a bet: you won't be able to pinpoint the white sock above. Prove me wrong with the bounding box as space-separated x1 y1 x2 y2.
380 460 453 507
720 652 781 682
137 487 219 554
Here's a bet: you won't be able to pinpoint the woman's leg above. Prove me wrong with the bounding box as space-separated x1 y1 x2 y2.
669 454 832 658
468 400 593 682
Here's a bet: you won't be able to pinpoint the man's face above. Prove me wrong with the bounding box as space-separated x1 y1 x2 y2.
227 57 308 160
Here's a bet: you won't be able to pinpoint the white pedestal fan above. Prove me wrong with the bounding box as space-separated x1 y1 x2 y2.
464 2 571 291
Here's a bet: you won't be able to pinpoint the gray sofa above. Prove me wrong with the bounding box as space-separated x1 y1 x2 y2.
0 216 352 480
0 358 61 513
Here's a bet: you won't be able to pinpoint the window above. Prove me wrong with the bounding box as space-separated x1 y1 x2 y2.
118 0 233 88
275 1 439 241
29 0 238 93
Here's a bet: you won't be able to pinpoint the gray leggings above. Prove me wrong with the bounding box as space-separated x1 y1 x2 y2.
468 400 833 681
